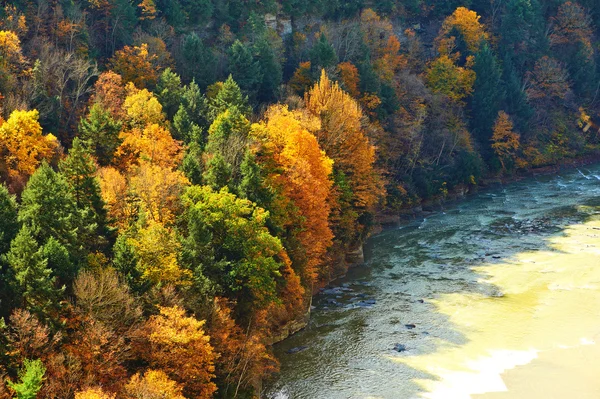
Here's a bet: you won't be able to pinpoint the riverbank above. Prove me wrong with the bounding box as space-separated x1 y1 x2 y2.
270 152 600 345
266 162 600 398
374 151 600 230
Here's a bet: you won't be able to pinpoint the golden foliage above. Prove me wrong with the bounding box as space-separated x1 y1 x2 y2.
75 387 115 399
491 111 521 170
437 7 488 56
129 161 189 225
305 70 383 211
257 105 334 280
117 124 183 170
124 369 185 399
129 221 191 286
0 109 58 184
134 306 217 399
426 55 476 103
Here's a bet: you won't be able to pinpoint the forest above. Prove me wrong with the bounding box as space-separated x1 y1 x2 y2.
0 0 598 397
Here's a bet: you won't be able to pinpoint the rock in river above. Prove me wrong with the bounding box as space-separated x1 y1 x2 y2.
286 346 308 354
393 344 407 352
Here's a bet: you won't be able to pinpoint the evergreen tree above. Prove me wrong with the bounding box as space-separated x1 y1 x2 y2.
254 39 283 103
203 153 233 191
470 42 504 155
181 33 217 89
310 34 338 71
0 184 18 255
228 40 262 101
156 68 184 120
0 184 19 317
59 138 110 253
173 80 205 143
502 53 533 133
238 150 272 209
78 103 123 167
41 237 74 289
6 227 63 321
206 76 252 122
6 359 46 399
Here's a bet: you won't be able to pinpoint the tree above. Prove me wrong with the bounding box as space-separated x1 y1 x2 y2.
73 267 142 335
470 42 504 153
6 359 46 399
254 38 283 103
129 161 189 226
305 71 382 217
116 124 184 170
181 186 284 312
491 111 521 171
109 44 161 89
180 33 216 89
204 106 252 188
88 71 127 120
172 80 205 144
526 56 571 103
0 184 18 255
257 105 334 282
122 84 166 129
123 370 185 399
74 387 115 399
206 76 252 122
6 227 63 322
79 103 123 166
437 7 488 56
310 33 338 71
133 306 216 398
0 110 58 192
337 62 360 98
129 221 191 286
155 68 184 120
228 40 262 100
18 163 79 253
426 55 476 103
60 138 110 252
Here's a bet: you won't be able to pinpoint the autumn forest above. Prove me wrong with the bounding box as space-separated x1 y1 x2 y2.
0 0 598 398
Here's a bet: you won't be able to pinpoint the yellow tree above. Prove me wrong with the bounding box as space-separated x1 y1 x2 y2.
437 7 488 57
255 105 334 281
426 55 476 103
75 387 115 399
305 70 382 213
116 124 184 171
129 221 191 286
123 370 185 399
0 109 58 190
134 306 217 399
108 44 160 89
129 161 189 226
491 111 520 171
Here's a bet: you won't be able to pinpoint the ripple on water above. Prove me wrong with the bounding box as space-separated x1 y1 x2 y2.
267 164 600 399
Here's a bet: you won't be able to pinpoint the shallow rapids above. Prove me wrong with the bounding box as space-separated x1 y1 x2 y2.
267 166 600 399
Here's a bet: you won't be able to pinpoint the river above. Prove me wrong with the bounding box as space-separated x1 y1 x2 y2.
266 165 600 399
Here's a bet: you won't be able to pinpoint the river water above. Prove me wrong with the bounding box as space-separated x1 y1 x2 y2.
266 165 600 399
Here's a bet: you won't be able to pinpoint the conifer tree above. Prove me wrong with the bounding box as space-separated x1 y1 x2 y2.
470 42 504 155
18 163 79 254
79 104 123 167
7 227 63 320
228 40 262 100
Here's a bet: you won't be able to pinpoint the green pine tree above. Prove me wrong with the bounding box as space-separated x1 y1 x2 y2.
78 103 123 167
206 75 252 122
7 359 46 399
6 227 63 321
18 163 79 254
470 42 504 155
228 40 262 101
59 138 110 253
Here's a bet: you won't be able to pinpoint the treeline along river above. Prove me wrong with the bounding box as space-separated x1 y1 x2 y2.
267 165 600 399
